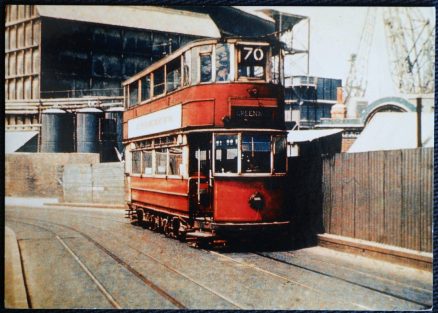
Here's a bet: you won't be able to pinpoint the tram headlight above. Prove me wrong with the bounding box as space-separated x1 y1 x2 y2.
249 191 264 210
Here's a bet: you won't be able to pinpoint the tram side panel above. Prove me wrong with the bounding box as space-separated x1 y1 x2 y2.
130 176 190 217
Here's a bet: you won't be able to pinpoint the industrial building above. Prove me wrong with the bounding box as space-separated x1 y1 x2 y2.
5 5 288 161
284 76 342 129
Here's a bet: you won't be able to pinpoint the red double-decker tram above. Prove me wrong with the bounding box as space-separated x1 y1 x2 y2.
123 38 289 242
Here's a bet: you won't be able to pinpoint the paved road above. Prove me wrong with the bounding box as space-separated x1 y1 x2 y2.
5 205 433 309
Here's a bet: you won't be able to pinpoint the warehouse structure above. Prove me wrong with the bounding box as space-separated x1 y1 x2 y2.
5 5 287 160
284 76 342 129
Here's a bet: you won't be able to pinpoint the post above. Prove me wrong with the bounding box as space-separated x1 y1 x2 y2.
416 97 422 148
197 148 201 205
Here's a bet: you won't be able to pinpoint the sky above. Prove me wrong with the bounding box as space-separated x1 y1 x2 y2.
238 6 435 103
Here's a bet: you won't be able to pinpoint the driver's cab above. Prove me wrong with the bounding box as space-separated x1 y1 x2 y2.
187 131 287 219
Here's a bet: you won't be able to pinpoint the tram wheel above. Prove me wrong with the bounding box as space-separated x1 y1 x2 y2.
136 209 144 226
163 219 172 237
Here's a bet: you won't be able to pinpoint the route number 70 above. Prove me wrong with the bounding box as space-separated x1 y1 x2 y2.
242 47 264 61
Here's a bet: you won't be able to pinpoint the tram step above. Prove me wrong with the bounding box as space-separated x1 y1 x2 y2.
186 231 214 238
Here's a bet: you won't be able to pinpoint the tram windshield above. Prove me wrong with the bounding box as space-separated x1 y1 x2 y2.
241 134 271 173
213 132 287 175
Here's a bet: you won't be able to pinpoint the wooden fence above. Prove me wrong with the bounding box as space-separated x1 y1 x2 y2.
322 148 433 252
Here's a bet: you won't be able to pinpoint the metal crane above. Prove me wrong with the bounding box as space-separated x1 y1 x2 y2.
344 7 434 104
344 8 377 105
383 7 435 95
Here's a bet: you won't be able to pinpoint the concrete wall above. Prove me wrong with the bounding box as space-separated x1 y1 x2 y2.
63 162 124 205
5 153 100 198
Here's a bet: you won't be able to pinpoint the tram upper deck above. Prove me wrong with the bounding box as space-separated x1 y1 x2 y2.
122 38 285 142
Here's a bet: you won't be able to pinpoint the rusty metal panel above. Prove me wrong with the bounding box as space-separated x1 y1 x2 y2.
420 148 433 252
9 80 16 99
17 24 25 48
383 150 402 247
341 153 355 237
353 152 370 240
8 6 17 22
25 21 33 46
16 78 24 99
17 50 24 75
33 20 40 45
5 55 9 77
32 48 39 73
10 26 17 50
322 157 332 233
24 49 32 74
368 150 385 243
32 77 39 98
18 5 25 19
9 52 16 76
24 77 32 99
5 28 10 51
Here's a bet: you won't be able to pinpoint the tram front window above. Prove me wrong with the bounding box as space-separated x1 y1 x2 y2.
273 135 287 173
241 134 271 173
215 134 238 173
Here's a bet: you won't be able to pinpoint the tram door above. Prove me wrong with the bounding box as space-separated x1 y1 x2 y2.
188 133 213 218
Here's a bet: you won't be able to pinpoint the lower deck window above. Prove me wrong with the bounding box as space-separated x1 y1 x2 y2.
155 149 167 175
168 148 182 175
273 136 287 173
241 134 270 173
143 151 153 175
215 134 238 173
132 151 141 174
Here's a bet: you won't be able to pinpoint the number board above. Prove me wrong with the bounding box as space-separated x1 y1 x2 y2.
239 46 267 65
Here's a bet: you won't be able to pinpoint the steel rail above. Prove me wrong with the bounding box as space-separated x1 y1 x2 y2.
7 218 185 309
254 252 431 309
7 219 121 309
8 215 243 309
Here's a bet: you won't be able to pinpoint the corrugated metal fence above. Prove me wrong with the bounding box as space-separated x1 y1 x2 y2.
322 148 433 252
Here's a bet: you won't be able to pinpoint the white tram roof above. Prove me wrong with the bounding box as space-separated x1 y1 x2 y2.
36 5 221 38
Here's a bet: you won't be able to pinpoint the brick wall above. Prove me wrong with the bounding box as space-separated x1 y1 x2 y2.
63 162 125 205
5 153 100 198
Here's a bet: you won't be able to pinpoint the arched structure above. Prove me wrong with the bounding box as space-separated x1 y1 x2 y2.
361 96 416 124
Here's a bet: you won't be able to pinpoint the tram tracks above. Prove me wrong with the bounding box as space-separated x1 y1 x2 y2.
7 211 431 310
253 251 432 308
6 216 243 309
7 218 186 309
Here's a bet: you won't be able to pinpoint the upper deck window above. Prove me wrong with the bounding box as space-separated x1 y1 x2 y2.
129 82 138 107
183 51 191 87
166 58 181 92
215 43 230 82
141 75 151 102
237 45 268 80
153 66 165 96
200 54 212 83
